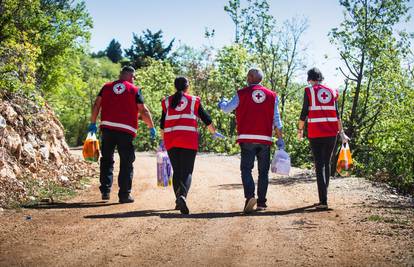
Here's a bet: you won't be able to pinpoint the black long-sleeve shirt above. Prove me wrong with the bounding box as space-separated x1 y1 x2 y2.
160 103 212 129
299 91 339 121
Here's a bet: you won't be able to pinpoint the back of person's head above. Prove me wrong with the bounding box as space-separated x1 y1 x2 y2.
120 66 135 81
171 76 189 109
247 68 264 85
307 67 324 82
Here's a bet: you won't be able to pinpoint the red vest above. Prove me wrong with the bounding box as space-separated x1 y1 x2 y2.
162 94 200 151
100 80 139 137
236 85 276 145
305 84 339 138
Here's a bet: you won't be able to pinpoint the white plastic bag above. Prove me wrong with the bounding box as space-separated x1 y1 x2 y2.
271 149 291 175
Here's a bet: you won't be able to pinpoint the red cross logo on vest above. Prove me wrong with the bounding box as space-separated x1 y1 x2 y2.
251 89 266 103
317 88 332 104
175 96 188 111
112 83 126 95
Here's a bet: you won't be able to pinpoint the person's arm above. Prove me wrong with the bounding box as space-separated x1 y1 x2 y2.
219 94 239 113
137 104 154 129
198 104 213 126
90 96 102 123
160 111 166 140
273 96 283 139
298 90 309 140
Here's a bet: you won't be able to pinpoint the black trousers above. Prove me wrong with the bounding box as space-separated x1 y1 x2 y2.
309 136 337 205
99 128 135 198
167 147 197 199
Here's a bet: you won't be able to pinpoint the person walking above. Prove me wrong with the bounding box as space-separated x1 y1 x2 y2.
160 76 223 214
297 67 349 210
218 68 284 213
88 66 156 203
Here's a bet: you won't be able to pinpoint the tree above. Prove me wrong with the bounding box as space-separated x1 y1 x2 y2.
330 0 411 141
105 39 122 63
125 29 174 69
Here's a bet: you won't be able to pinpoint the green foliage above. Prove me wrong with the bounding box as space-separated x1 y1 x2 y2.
106 39 123 63
133 59 176 150
331 0 413 194
125 30 174 69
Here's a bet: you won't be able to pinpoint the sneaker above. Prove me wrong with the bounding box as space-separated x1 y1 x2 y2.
315 203 328 210
244 197 257 214
176 195 189 215
119 194 134 204
256 203 267 211
101 192 110 201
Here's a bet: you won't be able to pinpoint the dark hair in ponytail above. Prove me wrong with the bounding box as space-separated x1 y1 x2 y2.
171 76 189 109
307 67 324 82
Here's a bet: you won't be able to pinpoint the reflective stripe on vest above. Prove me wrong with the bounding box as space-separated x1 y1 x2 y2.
164 125 197 133
237 134 273 142
308 117 338 123
100 120 137 133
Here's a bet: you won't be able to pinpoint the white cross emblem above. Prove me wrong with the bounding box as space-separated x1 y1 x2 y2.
175 96 188 111
317 88 332 104
113 83 126 95
252 90 266 104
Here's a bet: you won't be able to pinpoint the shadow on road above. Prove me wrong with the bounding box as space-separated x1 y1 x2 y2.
84 204 331 219
23 201 120 209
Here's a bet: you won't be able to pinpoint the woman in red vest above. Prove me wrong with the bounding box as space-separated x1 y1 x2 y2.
160 77 223 214
298 68 349 210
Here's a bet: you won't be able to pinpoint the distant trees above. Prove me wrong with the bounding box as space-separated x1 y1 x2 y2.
125 30 174 69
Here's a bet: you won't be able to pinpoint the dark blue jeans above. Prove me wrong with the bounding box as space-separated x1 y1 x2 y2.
240 143 271 205
99 128 135 198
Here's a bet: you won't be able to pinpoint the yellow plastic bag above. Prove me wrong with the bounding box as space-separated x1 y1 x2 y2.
82 132 100 162
336 143 353 176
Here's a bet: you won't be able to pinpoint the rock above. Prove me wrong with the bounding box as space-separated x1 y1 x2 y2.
5 128 22 158
2 103 18 121
22 143 36 161
0 115 6 129
59 175 70 184
0 166 16 179
39 146 50 160
28 196 36 201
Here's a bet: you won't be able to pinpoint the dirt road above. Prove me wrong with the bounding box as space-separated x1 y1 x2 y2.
0 152 413 266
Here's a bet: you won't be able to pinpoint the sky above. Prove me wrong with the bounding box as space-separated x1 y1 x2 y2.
83 0 414 88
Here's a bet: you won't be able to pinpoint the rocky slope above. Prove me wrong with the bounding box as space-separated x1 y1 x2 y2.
0 92 96 207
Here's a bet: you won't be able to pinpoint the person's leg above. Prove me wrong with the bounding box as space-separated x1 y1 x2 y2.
177 148 197 198
240 143 256 200
321 137 337 201
310 138 327 205
167 148 181 198
116 131 135 200
256 144 271 207
99 129 116 195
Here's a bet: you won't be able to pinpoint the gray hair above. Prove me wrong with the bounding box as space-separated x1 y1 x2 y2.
248 68 264 83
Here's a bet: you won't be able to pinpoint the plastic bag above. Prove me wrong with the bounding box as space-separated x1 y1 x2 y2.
336 143 353 176
271 149 291 175
156 143 172 187
82 132 100 162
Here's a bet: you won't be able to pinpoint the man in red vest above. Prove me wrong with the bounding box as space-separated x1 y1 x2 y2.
218 68 284 213
88 66 156 203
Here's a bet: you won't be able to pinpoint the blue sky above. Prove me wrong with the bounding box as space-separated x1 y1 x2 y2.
84 0 414 88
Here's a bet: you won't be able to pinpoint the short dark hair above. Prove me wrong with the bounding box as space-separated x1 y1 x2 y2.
121 66 135 74
307 67 324 82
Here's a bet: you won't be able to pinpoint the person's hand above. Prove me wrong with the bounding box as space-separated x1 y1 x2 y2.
276 138 285 150
150 127 157 140
297 129 304 141
88 123 97 134
340 131 350 144
212 132 225 139
217 98 228 110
